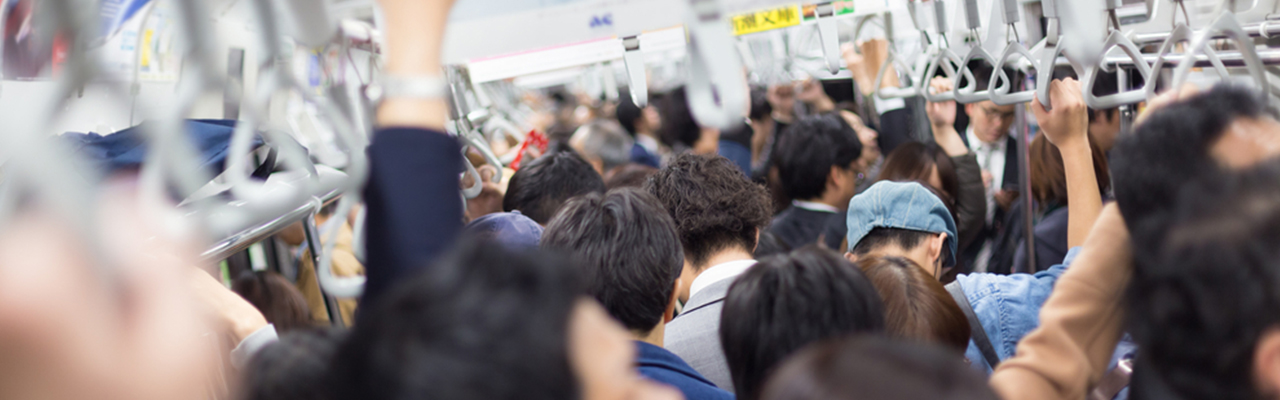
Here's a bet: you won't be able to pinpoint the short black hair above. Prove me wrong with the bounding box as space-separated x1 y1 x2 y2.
1112 84 1274 248
541 188 684 334
644 153 773 268
1127 161 1280 400
242 328 343 400
616 88 643 136
850 227 934 256
328 241 582 400
504 149 606 224
761 336 999 400
655 87 701 148
749 85 773 122
964 62 1022 94
720 246 886 400
773 114 863 200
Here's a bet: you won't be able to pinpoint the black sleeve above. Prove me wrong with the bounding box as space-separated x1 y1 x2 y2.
876 107 914 156
361 128 464 306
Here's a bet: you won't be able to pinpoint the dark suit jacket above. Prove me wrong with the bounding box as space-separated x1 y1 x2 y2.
958 133 1021 191
362 128 464 307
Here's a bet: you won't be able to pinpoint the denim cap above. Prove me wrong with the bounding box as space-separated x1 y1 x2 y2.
464 211 544 249
845 181 958 268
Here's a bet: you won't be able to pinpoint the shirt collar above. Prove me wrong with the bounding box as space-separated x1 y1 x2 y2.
689 259 757 299
966 127 1007 152
792 200 840 213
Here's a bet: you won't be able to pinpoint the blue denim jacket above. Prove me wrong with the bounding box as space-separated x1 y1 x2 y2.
958 247 1082 374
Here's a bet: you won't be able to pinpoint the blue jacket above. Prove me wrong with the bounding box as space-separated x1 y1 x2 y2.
636 341 734 400
958 247 1081 374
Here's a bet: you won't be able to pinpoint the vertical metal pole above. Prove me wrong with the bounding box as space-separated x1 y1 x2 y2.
303 213 345 327
1017 78 1037 274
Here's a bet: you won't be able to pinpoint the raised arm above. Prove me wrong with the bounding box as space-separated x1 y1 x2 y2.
362 0 465 305
1031 78 1100 247
988 204 1131 400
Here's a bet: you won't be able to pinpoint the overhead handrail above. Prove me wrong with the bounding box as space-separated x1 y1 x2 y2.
1080 1 1154 109
1170 10 1269 94
685 0 749 130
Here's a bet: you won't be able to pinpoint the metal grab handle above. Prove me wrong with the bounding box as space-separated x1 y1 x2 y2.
954 46 998 104
1170 11 1268 93
1081 30 1153 109
815 2 843 74
1144 23 1230 99
922 49 963 102
989 41 1038 105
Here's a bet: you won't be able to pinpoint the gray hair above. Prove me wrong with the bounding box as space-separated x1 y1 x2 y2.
570 119 635 171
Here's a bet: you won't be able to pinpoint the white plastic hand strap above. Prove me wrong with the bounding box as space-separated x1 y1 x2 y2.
1143 23 1229 99
685 0 748 130
622 35 650 107
989 41 1038 105
1170 11 1268 93
1081 30 1153 109
954 46 997 103
814 2 843 75
922 50 962 102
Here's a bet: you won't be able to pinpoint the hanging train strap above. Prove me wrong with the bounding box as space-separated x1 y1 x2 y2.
945 281 1002 368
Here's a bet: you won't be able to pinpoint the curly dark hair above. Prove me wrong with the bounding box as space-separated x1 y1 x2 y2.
644 153 773 268
1127 161 1280 400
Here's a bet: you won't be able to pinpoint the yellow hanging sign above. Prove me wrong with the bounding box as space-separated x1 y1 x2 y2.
731 5 802 36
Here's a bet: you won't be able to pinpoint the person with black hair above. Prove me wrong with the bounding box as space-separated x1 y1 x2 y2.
328 240 680 400
542 188 733 400
719 246 886 400
616 88 667 168
761 336 1000 400
241 328 343 400
990 84 1280 400
926 64 1023 273
1125 161 1280 400
655 87 720 155
503 148 606 225
604 163 659 190
767 113 863 251
847 79 1107 374
645 153 774 391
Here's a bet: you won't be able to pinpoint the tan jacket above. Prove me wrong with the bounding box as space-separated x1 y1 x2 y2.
989 204 1132 400
295 222 364 326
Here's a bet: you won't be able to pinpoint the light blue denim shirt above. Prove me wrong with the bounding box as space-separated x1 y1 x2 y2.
959 246 1082 374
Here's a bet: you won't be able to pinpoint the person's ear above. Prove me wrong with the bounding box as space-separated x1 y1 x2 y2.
664 282 680 324
753 228 761 252
844 252 859 263
964 102 977 117
927 232 947 267
1254 327 1280 395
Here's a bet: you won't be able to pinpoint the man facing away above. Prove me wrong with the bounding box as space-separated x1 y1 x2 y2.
542 188 733 400
645 153 774 392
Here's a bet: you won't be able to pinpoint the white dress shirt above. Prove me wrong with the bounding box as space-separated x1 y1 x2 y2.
689 259 758 299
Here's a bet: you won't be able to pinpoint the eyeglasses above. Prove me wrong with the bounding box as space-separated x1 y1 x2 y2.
980 105 1016 121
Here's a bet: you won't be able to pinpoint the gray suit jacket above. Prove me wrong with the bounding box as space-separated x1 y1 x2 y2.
665 278 736 393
